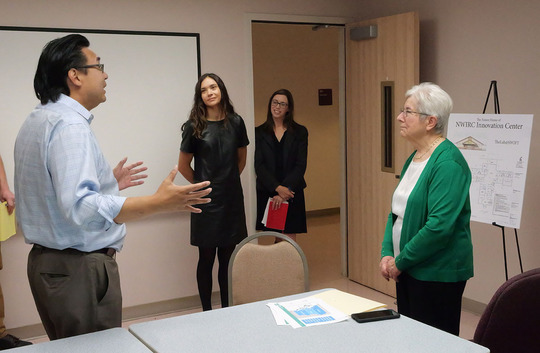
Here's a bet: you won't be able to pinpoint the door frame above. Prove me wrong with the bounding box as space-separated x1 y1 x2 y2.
244 13 349 276
244 13 355 277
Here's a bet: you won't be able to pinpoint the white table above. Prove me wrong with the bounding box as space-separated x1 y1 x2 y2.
129 289 489 353
10 328 151 352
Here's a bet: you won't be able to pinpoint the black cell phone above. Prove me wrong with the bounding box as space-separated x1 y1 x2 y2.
351 309 400 323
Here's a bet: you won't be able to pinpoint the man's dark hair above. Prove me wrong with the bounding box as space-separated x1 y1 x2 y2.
33 34 90 104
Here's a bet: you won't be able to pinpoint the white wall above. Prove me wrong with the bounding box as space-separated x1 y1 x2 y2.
0 0 356 330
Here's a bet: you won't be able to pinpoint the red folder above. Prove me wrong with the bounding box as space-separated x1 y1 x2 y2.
264 199 289 231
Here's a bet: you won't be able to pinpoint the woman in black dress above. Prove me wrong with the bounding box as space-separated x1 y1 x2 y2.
255 89 308 242
178 73 249 310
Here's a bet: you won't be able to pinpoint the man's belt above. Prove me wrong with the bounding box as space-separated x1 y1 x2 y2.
32 244 116 258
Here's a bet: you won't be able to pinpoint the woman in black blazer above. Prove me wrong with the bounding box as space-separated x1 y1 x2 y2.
255 89 308 241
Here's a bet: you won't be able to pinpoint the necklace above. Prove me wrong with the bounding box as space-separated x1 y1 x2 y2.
414 136 443 160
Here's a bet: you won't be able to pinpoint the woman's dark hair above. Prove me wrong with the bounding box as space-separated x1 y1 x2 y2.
183 73 235 138
261 89 296 133
33 34 90 104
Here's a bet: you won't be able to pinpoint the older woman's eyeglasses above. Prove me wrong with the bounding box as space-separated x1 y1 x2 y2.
75 64 105 72
400 108 429 117
271 100 288 108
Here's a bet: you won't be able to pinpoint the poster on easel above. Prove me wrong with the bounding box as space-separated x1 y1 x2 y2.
447 113 533 228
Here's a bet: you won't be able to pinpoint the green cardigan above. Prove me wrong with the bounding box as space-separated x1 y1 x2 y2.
381 139 474 282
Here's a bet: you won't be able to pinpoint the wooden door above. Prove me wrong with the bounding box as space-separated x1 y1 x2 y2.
346 12 419 296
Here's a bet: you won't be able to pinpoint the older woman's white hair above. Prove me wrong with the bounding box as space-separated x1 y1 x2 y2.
406 82 453 134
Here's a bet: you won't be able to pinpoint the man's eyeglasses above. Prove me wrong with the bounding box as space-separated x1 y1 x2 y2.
271 100 288 108
75 64 105 72
400 108 429 117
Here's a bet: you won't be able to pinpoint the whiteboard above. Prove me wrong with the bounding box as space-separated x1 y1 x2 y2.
0 27 200 196
447 113 534 228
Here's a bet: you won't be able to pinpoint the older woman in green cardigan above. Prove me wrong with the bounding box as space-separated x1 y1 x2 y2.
380 83 473 336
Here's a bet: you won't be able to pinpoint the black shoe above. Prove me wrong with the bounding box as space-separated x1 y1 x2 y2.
0 334 33 350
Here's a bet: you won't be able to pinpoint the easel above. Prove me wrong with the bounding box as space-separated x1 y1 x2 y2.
483 80 524 281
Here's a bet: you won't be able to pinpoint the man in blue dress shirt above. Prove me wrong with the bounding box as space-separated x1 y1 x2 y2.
14 34 211 340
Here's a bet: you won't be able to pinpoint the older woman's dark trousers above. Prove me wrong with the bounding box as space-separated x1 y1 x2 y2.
396 272 466 335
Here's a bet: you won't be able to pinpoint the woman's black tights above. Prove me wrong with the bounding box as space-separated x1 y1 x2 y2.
197 245 236 311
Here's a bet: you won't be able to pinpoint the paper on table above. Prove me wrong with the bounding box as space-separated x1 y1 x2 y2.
0 202 16 241
267 297 349 329
267 302 291 326
310 289 387 315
